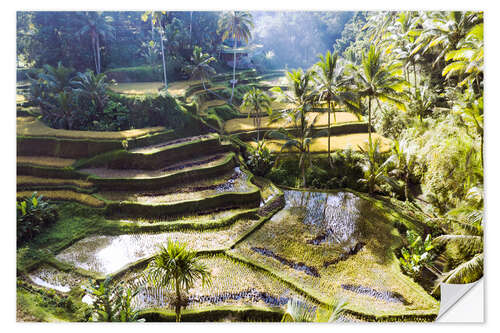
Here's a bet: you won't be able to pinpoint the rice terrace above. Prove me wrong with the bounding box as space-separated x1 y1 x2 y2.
16 10 483 323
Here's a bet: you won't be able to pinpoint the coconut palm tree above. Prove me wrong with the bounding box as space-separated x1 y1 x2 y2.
355 45 407 148
433 207 483 288
241 87 273 143
142 11 168 89
411 11 482 70
442 23 483 90
270 69 316 188
144 241 211 322
184 46 216 91
387 139 417 201
217 11 254 103
313 50 358 166
76 12 115 74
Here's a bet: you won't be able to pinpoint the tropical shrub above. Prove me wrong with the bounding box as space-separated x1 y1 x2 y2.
246 141 274 176
83 276 144 322
17 192 58 243
399 230 436 279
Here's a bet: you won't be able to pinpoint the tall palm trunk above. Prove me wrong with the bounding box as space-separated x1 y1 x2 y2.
230 34 237 103
96 34 101 74
175 278 181 322
327 99 331 164
159 27 168 89
189 11 193 44
368 96 372 148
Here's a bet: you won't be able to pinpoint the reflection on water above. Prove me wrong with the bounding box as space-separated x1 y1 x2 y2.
284 190 364 249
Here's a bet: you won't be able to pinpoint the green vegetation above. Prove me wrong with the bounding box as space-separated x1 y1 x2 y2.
144 241 212 322
17 192 59 243
16 10 483 323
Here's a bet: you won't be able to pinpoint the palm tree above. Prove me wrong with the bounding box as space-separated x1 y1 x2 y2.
411 11 482 70
358 138 397 195
442 23 483 91
241 87 272 143
270 69 316 188
144 241 211 322
77 12 115 74
355 45 407 148
218 11 254 103
387 139 417 201
72 70 109 118
433 207 483 288
184 46 216 92
142 11 168 89
313 51 358 165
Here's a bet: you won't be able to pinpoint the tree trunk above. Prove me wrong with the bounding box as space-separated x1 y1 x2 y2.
96 34 101 74
189 11 193 45
404 172 410 202
368 96 372 148
175 279 181 322
328 99 332 165
230 36 237 103
160 27 168 89
257 110 260 143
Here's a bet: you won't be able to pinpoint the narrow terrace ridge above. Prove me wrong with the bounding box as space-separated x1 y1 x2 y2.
129 133 217 154
98 167 252 204
224 112 360 133
17 155 76 168
81 152 232 180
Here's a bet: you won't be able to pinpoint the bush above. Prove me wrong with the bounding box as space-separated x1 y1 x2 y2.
17 192 58 244
246 143 274 176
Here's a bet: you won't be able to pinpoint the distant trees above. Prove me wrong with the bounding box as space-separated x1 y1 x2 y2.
76 12 115 74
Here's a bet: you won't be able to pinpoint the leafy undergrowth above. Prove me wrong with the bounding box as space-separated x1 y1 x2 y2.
248 133 392 154
17 116 165 140
228 190 439 318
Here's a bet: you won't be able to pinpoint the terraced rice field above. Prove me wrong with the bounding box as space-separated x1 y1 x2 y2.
224 112 360 133
98 167 252 204
17 156 76 168
122 255 312 310
248 133 392 153
80 153 231 179
55 216 261 275
17 116 165 140
17 176 94 189
110 82 164 95
229 190 439 317
16 190 105 207
28 264 85 293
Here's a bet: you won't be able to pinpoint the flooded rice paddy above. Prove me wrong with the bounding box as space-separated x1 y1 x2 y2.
55 216 260 275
